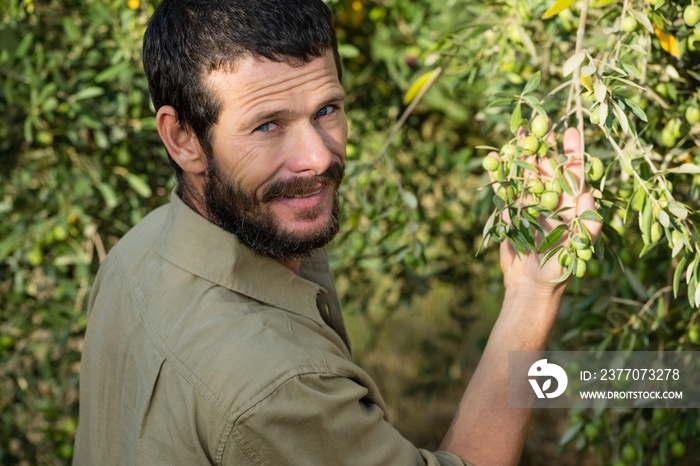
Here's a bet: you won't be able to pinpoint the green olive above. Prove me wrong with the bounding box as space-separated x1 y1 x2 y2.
570 234 590 250
684 5 700 27
527 178 545 195
621 444 637 462
0 335 14 350
587 157 605 182
670 440 686 458
524 207 539 220
686 105 700 125
621 16 638 33
36 130 54 146
52 225 68 242
587 260 602 277
660 127 677 147
497 185 514 201
584 423 599 440
558 250 572 267
492 166 505 182
546 179 563 195
492 225 506 243
28 244 43 267
520 135 540 155
482 154 500 172
652 407 665 424
630 189 645 212
540 190 560 211
650 222 663 243
530 115 549 138
576 248 593 261
500 143 519 160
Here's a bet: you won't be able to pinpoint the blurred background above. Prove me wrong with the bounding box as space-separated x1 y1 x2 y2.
1 0 699 464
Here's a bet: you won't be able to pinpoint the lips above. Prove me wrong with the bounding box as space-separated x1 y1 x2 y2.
263 178 328 202
286 188 323 199
261 162 345 203
274 185 331 219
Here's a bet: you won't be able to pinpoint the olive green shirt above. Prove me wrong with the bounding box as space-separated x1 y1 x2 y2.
73 192 467 465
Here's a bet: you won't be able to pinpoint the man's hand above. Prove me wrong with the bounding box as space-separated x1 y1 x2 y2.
489 126 603 291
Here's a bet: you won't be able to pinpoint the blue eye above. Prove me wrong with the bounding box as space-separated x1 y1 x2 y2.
255 121 277 132
316 105 336 117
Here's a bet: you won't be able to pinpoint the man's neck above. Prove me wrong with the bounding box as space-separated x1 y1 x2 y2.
280 258 302 275
178 184 207 219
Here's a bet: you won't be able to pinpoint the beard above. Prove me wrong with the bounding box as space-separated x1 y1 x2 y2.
202 157 344 261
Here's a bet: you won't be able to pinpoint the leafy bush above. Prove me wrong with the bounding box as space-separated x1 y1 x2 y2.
348 0 700 463
1 0 166 462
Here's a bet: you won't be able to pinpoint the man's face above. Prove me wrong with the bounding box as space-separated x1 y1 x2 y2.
201 51 348 260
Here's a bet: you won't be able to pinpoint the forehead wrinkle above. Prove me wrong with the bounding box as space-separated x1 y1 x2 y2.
220 73 335 108
213 85 343 137
207 57 342 117
246 79 344 117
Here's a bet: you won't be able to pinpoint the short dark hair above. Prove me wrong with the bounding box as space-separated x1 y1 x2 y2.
142 0 342 180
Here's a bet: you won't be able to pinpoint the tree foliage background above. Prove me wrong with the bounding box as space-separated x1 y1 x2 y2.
1 0 699 464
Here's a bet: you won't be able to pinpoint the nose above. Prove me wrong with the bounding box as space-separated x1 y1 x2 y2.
286 123 335 175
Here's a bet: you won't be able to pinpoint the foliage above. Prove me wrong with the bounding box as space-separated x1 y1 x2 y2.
1 0 166 462
1 0 698 465
348 0 700 463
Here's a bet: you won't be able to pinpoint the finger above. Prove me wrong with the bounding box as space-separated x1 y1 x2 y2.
560 127 585 195
515 125 544 185
576 191 603 243
562 126 583 158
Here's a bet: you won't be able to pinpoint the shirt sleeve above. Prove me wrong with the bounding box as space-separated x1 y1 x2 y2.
221 371 468 466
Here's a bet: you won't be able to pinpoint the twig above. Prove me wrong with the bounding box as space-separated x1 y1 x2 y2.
614 0 631 62
368 66 444 169
545 79 574 102
625 285 672 328
572 0 589 196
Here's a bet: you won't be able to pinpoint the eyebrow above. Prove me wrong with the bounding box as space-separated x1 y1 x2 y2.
245 91 347 129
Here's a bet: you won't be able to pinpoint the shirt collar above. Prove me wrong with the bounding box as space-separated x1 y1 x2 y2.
154 191 329 325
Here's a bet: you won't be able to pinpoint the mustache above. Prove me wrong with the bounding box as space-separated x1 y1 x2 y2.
261 162 345 202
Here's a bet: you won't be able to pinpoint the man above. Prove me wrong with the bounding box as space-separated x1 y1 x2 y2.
73 0 600 464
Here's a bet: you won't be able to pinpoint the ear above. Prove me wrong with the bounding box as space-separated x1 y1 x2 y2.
156 106 206 175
